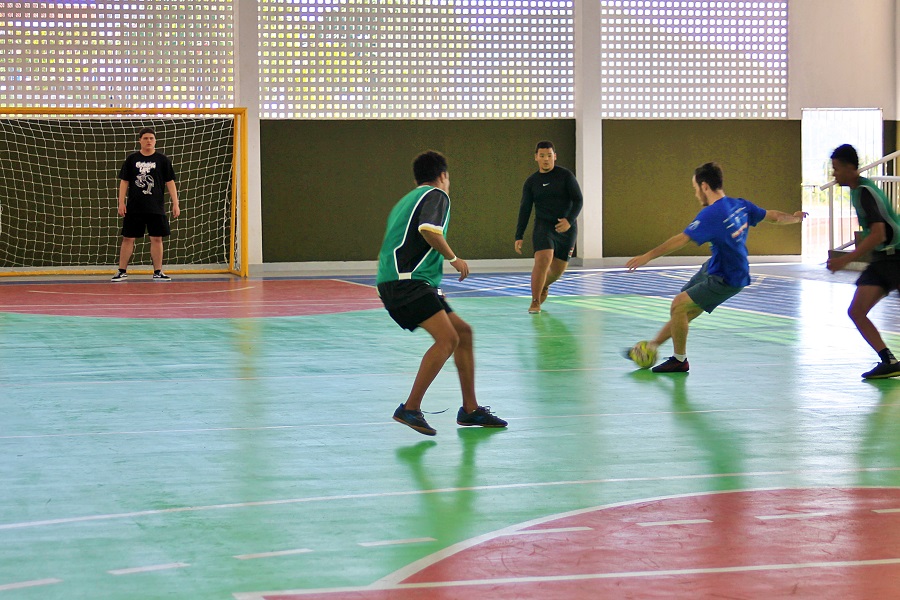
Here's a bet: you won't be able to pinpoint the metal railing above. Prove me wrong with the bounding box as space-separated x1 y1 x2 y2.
820 150 900 251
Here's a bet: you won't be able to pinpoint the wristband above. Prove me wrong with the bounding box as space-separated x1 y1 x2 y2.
448 256 459 263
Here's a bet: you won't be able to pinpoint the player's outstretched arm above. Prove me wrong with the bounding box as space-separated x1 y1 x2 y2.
421 229 469 281
764 210 807 224
626 232 691 271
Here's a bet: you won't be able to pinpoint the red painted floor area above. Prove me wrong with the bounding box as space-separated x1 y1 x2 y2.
0 279 382 318
248 488 900 600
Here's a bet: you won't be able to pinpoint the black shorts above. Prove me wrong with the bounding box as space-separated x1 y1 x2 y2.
378 280 453 331
121 212 171 238
856 255 900 293
532 218 576 261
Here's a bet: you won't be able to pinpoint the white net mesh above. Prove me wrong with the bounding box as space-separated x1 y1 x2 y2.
0 114 239 272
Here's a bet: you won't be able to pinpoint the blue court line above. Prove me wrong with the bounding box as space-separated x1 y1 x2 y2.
341 269 900 326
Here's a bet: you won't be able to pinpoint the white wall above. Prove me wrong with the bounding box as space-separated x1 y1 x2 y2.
789 0 897 119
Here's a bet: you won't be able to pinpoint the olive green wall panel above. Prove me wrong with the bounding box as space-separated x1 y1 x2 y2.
885 121 897 156
602 120 803 258
260 120 576 262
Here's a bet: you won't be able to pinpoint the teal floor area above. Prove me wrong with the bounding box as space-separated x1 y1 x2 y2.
3 266 900 599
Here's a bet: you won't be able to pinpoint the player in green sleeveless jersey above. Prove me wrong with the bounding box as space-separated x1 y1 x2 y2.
827 144 900 379
377 151 508 435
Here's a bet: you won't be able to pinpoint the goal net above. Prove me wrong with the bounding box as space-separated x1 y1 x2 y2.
0 108 248 276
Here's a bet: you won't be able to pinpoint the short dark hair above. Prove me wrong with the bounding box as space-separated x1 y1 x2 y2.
694 162 724 191
412 151 448 185
831 144 859 169
138 127 156 139
534 140 555 153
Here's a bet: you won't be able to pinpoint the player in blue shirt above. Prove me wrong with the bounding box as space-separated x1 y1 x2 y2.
827 144 900 379
625 162 806 372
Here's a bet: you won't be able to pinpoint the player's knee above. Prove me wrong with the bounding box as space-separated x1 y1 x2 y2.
435 331 460 356
848 303 868 322
455 320 473 345
533 252 553 268
669 294 693 316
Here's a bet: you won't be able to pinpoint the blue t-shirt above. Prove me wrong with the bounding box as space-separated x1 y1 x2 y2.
683 196 767 288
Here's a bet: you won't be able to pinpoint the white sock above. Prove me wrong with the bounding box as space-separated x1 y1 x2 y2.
674 353 687 362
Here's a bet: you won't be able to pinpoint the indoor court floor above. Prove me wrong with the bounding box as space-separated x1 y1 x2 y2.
3 263 900 599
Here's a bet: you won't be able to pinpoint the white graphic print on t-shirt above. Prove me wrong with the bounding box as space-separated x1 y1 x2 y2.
135 161 156 195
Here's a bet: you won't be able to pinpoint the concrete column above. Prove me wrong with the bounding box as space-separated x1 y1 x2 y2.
234 0 264 270
574 0 604 261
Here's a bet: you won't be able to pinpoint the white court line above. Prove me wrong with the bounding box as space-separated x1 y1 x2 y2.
234 549 313 560
755 512 831 521
637 519 712 527
108 563 189 575
333 278 377 289
358 537 436 547
4 470 900 532
25 286 257 296
872 508 900 514
233 557 900 598
0 578 62 592
505 526 593 535
372 486 899 589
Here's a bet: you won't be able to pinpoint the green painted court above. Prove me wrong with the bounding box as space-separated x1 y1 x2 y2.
3 264 900 599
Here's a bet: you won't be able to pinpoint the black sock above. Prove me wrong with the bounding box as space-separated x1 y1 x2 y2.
118 268 126 274
154 269 161 275
878 348 896 364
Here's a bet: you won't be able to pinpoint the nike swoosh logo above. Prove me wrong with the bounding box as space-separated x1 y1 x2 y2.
542 183 550 186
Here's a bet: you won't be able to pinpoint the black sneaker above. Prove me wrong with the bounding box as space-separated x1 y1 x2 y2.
152 271 172 282
110 271 127 282
862 361 900 379
456 406 508 428
651 356 690 373
393 404 436 436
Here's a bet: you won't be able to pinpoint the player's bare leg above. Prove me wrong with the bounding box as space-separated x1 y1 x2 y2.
650 292 703 354
117 237 136 270
530 249 553 313
403 310 459 412
540 257 568 305
448 312 477 413
848 285 889 352
149 236 164 272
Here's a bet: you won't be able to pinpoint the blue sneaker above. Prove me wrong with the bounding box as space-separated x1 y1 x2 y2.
862 361 900 379
456 406 508 428
393 404 436 436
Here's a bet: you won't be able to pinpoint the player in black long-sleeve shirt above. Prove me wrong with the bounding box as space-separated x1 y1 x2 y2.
514 141 584 314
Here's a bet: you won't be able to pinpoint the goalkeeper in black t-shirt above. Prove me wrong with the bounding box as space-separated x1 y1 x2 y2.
111 127 180 282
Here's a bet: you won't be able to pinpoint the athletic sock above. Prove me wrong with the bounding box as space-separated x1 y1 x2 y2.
674 353 687 362
117 268 126 274
878 348 897 364
154 269 161 275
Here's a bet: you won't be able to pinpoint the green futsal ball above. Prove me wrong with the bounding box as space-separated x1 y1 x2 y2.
629 341 657 369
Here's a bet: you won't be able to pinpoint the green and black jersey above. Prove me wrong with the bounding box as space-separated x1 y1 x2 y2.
852 176 900 259
377 186 450 290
